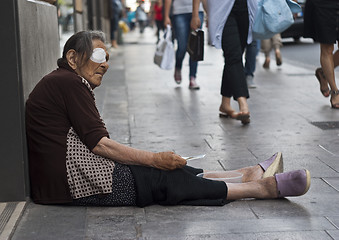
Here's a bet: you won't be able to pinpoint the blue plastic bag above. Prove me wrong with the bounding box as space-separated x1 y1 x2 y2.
253 0 301 39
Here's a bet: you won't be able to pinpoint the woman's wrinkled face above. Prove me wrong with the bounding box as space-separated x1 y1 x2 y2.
76 39 109 88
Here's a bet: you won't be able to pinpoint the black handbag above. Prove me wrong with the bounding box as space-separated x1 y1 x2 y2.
187 29 204 61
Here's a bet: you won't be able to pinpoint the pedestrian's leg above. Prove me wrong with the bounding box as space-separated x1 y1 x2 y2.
219 96 239 118
320 43 339 108
188 12 204 90
110 15 119 48
333 46 339 68
220 8 249 124
237 97 249 118
244 40 258 88
261 39 271 69
172 14 191 84
172 14 190 72
244 40 258 77
234 6 250 121
272 34 282 66
219 14 239 118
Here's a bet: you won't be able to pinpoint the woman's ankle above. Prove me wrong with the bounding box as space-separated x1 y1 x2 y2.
220 97 233 112
239 165 264 183
237 97 249 113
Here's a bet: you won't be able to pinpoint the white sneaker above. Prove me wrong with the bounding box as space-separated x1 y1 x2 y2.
189 77 200 90
246 75 256 89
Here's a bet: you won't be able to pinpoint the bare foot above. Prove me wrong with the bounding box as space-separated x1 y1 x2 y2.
111 40 118 49
331 91 339 108
315 68 330 97
236 97 250 124
275 49 282 66
263 57 270 69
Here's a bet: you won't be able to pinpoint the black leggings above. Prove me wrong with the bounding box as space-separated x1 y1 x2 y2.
129 165 228 207
72 164 228 207
221 0 249 100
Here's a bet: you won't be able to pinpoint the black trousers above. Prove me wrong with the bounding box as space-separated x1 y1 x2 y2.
221 0 249 100
129 165 228 207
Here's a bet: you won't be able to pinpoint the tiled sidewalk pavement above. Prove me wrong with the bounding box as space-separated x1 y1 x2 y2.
0 202 26 240
8 28 339 239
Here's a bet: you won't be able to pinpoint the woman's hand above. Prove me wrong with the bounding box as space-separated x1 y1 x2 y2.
164 16 172 27
152 152 187 170
190 16 201 31
93 137 186 170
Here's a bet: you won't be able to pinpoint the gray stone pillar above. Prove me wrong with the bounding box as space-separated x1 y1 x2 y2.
0 0 59 202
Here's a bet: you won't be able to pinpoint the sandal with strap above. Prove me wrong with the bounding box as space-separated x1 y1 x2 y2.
315 68 330 97
330 90 339 109
219 106 239 119
236 112 250 125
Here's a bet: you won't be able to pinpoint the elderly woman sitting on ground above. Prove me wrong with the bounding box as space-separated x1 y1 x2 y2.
25 30 310 206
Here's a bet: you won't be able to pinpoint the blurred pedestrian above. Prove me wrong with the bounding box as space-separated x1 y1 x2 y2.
304 0 339 109
261 33 283 69
191 0 257 124
59 3 74 33
164 0 206 90
153 0 164 43
110 0 123 48
126 7 136 30
25 30 311 206
244 39 260 88
136 0 148 34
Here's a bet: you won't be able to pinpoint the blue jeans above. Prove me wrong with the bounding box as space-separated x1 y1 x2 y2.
172 12 204 78
244 39 260 77
110 11 120 41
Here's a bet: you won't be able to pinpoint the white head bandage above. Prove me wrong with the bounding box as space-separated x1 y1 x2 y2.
90 48 106 63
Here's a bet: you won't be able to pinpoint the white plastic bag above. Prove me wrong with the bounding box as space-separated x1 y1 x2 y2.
154 25 175 70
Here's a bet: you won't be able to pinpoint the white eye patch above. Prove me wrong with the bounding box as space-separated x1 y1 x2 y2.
90 48 106 63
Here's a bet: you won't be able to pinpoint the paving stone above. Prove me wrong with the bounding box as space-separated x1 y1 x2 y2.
249 179 339 218
86 214 137 240
144 231 332 240
11 203 87 240
11 28 339 239
326 216 339 228
327 230 339 240
143 202 255 222
140 217 335 238
323 178 339 192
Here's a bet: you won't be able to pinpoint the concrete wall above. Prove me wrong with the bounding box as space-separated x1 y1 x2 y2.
18 0 60 100
101 0 111 43
86 0 111 41
0 0 59 202
0 0 111 202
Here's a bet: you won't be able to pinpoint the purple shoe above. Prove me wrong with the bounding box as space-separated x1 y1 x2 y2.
259 152 283 178
275 169 311 198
